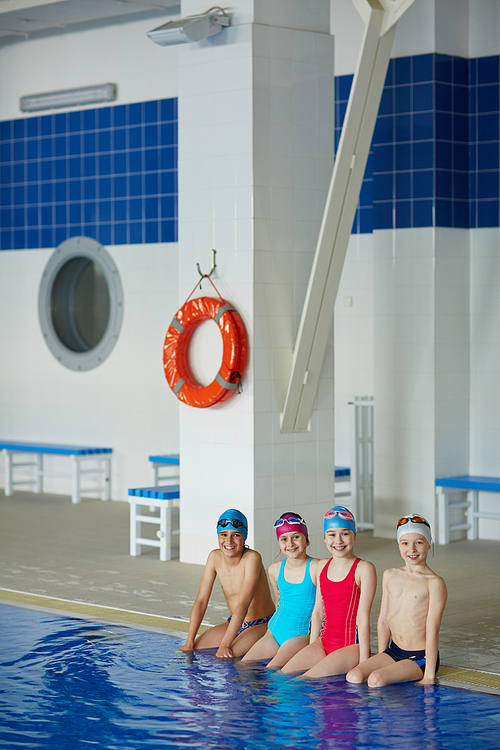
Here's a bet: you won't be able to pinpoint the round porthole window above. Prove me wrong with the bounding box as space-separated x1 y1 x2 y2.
38 236 124 371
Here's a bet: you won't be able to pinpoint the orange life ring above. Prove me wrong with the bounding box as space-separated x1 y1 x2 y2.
163 296 247 408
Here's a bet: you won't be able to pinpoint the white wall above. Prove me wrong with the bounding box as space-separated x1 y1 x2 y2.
0 16 182 500
330 0 500 78
0 243 180 500
0 16 179 118
333 233 374 469
470 228 500 540
469 0 500 58
372 228 437 533
331 0 441 76
330 0 500 544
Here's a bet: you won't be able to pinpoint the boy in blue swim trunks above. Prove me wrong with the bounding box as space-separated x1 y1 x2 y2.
346 513 447 687
179 509 275 659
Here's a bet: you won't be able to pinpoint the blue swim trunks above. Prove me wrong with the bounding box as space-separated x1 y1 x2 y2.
384 640 440 674
227 614 272 638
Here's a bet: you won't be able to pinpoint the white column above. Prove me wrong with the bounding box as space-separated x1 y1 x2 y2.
177 0 334 563
372 227 435 534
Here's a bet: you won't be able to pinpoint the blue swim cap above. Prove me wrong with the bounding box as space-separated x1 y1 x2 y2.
324 505 356 535
217 509 248 540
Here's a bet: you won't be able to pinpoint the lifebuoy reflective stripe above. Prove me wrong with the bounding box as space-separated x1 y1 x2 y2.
163 296 247 408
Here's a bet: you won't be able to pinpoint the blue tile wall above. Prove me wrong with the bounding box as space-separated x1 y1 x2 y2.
470 55 500 228
335 53 500 232
2 59 500 247
0 98 177 250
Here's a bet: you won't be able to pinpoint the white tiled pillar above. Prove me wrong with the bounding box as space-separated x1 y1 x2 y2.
177 1 334 564
372 227 470 539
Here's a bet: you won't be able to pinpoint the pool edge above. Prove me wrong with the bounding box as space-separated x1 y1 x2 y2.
0 586 209 635
1 587 499 696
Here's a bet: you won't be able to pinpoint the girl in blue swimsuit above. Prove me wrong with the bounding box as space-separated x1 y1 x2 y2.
242 512 319 669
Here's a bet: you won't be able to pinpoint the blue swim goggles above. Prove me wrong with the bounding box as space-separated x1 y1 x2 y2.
274 515 304 528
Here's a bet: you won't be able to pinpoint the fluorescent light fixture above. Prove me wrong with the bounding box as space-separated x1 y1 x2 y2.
148 6 230 47
20 83 117 113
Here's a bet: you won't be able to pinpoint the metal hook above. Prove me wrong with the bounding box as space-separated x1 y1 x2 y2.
197 249 217 280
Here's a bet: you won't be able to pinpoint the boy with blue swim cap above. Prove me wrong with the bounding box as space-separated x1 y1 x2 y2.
180 509 274 659
346 512 448 687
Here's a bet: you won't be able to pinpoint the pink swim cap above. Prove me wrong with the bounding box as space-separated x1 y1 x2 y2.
274 512 309 542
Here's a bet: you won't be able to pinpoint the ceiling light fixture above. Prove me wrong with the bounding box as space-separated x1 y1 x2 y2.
20 83 117 113
147 6 230 46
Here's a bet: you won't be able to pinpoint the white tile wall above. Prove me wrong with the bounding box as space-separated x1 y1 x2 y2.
334 233 374 469
469 0 500 57
0 18 178 121
177 7 335 565
0 16 183 506
0 244 180 501
364 224 499 543
373 228 438 538
434 229 470 485
470 228 500 540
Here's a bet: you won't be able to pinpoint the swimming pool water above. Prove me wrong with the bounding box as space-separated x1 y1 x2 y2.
1 604 499 750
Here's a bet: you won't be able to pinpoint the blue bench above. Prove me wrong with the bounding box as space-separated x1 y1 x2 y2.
128 484 180 562
148 455 349 489
0 440 112 505
130 460 349 561
435 475 500 544
148 453 179 485
334 466 351 499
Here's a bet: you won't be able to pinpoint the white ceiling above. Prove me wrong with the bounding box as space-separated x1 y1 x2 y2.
0 0 180 43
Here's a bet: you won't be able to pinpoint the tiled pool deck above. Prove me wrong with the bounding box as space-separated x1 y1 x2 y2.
1 490 499 693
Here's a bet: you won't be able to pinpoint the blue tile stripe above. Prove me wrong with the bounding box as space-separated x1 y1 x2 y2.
335 53 500 232
0 98 177 250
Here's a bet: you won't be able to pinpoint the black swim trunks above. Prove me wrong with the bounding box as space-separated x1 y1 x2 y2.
383 640 440 674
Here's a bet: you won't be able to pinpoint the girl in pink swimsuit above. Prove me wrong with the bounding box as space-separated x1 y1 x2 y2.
282 506 377 678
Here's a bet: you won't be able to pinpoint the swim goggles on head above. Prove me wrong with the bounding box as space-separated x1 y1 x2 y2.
217 518 247 530
324 505 357 534
397 515 430 530
324 508 355 521
274 516 305 528
396 514 432 548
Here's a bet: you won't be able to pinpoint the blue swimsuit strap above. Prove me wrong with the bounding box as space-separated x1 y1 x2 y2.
280 556 311 587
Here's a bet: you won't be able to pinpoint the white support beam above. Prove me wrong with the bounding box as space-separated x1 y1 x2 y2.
281 0 414 434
